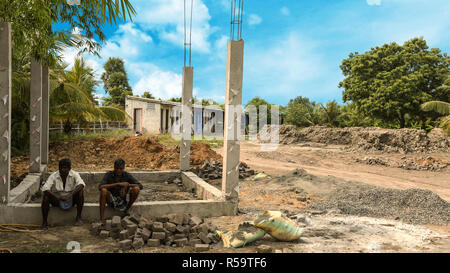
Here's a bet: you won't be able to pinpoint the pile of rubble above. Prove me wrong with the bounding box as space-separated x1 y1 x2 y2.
90 213 220 252
356 156 449 171
261 125 450 153
190 161 256 181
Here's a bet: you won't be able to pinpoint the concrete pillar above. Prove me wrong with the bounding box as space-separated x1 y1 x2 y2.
180 67 193 171
41 66 49 166
0 23 11 204
221 40 244 213
30 59 42 173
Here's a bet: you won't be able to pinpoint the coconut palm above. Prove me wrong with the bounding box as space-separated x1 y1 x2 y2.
421 101 450 135
50 58 129 133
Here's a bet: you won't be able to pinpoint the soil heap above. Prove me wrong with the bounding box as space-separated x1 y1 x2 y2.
261 125 450 153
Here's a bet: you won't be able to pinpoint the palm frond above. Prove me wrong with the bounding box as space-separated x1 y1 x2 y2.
421 101 450 115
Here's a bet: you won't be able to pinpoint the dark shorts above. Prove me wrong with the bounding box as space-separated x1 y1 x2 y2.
108 189 130 211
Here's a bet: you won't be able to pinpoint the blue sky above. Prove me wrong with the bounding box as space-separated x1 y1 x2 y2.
62 0 450 106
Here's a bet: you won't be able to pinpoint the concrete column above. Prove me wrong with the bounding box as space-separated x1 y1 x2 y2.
30 59 42 173
41 66 49 166
221 40 244 213
180 67 193 171
0 23 11 204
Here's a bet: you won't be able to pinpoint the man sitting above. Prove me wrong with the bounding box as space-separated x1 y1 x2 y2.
99 158 143 222
41 158 85 228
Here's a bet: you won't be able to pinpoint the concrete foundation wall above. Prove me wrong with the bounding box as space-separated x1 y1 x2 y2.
42 170 180 185
181 172 222 200
0 200 235 225
9 174 41 203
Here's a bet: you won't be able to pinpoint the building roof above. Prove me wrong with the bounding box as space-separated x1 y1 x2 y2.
126 95 224 111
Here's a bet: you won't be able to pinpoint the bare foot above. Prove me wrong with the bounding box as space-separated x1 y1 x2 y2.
74 218 83 226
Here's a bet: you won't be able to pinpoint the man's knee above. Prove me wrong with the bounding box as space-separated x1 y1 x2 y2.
100 188 108 196
130 187 140 195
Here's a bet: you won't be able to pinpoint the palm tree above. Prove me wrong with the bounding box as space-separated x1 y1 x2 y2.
320 100 341 127
50 58 129 133
421 101 450 135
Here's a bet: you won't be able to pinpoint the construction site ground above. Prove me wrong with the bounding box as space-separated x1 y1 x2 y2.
2 129 450 253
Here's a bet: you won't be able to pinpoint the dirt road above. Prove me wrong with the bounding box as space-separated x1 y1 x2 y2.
214 141 450 202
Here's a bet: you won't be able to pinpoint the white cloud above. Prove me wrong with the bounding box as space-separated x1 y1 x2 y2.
280 7 290 16
133 68 182 100
100 23 152 60
131 0 213 53
367 0 381 5
248 14 262 26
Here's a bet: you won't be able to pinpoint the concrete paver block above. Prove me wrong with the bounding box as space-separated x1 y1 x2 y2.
147 239 160 247
152 232 166 240
195 244 210 252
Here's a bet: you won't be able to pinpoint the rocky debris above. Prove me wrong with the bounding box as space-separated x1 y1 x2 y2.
262 125 450 153
92 213 219 251
356 156 449 171
190 161 256 181
256 245 273 253
309 188 450 225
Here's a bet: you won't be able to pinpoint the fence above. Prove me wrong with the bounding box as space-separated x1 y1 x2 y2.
49 121 131 134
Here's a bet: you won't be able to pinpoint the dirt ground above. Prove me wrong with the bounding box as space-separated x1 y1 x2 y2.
2 133 450 253
10 136 221 188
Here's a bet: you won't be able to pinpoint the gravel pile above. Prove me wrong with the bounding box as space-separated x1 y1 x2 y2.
309 188 450 225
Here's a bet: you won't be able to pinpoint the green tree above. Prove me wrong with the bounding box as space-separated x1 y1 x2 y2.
339 37 450 128
169 97 182 102
1 0 136 65
319 100 341 127
101 57 133 107
284 96 321 127
338 102 375 127
142 91 155 99
64 57 99 105
245 97 273 131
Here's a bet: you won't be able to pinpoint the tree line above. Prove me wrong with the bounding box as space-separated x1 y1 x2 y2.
247 38 449 134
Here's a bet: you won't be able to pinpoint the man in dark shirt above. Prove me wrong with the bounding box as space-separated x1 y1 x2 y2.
99 158 143 221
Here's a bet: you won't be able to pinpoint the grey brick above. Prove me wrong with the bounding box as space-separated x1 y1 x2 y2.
167 214 184 225
111 216 121 228
198 232 211 244
132 237 145 249
152 222 164 232
164 222 177 233
174 238 188 247
127 224 138 235
119 230 129 240
152 232 166 240
119 239 132 250
189 239 202 246
99 230 110 238
195 244 210 252
141 228 151 241
147 239 160 247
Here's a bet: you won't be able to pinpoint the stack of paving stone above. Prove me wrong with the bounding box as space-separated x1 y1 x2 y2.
190 161 256 181
90 213 220 252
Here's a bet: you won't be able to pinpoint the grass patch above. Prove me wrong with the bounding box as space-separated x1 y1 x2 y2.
50 129 133 142
158 134 224 148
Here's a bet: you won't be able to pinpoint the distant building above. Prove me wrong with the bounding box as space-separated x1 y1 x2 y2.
125 96 237 136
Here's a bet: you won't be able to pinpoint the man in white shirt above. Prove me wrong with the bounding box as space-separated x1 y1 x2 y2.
41 158 86 228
